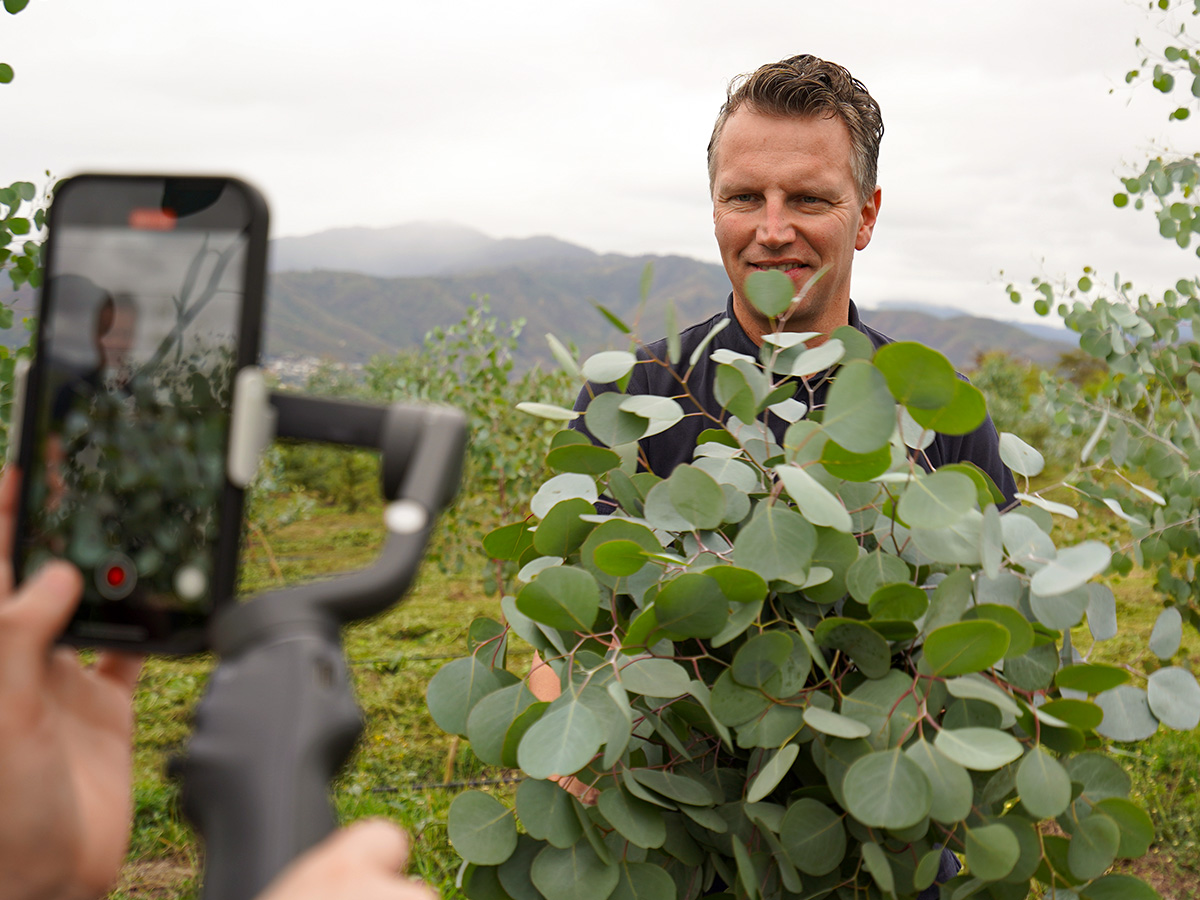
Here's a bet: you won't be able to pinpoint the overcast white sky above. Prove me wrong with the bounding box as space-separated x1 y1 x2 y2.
3 0 1197 322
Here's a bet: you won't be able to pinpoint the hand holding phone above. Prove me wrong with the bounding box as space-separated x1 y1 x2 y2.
13 175 269 653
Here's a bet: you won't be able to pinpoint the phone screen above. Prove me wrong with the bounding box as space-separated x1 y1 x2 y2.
16 176 266 648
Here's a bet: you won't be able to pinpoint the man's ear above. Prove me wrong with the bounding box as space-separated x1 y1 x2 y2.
855 186 882 251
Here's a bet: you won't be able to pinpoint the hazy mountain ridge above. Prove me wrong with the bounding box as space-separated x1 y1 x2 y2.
263 223 1077 371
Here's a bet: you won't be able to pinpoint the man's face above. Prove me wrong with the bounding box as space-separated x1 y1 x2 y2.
711 108 881 342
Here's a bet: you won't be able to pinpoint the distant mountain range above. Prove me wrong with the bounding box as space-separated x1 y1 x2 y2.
0 223 1079 371
263 222 1077 371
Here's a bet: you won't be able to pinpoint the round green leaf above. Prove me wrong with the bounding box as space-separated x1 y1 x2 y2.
517 698 603 779
592 539 650 577
842 748 932 829
774 463 853 532
1093 797 1155 858
1030 585 1090 631
731 631 792 689
710 669 772 726
747 743 800 803
516 401 579 422
0 63 13 85
779 798 846 875
448 790 518 865
874 341 959 410
1148 607 1183 660
821 360 896 453
1030 541 1112 598
531 473 598 519
597 788 667 849
1056 664 1131 694
904 739 973 824
584 391 648 447
745 268 796 317
467 682 541 766
1065 753 1131 802
1095 686 1159 742
483 521 534 561
813 617 892 680
998 432 1045 477
1068 813 1120 881
618 657 691 698
516 566 602 632
620 395 685 438
1079 874 1161 900
546 443 622 475
819 439 892 482
967 604 1034 659
426 656 510 737
667 464 725 530
907 379 987 435
581 350 637 384
1016 746 1072 819
860 841 895 894
609 861 677 900
515 778 583 848
846 551 911 606
934 727 1023 771
654 572 729 638
531 842 619 900
965 823 1019 881
803 705 872 739
923 620 1010 676
1147 666 1200 730
898 470 978 529
867 582 929 621
534 498 599 558
732 503 816 585
1038 699 1104 731
704 565 768 604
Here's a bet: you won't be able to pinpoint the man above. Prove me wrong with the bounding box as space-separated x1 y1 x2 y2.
560 53 1007 896
573 53 1017 506
0 466 437 900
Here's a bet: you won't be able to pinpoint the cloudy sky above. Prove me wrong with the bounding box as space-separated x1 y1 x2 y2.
3 0 1196 323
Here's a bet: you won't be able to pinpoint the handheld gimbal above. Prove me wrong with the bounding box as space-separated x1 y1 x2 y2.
171 384 467 900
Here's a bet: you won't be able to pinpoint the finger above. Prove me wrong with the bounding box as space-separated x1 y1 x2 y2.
335 819 410 873
94 651 144 695
0 466 20 596
0 561 83 654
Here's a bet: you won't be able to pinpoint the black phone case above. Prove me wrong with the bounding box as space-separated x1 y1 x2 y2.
13 174 270 654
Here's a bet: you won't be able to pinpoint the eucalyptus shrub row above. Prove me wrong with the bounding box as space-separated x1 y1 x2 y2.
427 269 1185 900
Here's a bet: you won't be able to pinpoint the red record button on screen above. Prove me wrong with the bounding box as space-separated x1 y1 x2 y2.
95 553 137 600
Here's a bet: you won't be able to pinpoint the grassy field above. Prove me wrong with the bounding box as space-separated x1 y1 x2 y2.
109 496 1200 899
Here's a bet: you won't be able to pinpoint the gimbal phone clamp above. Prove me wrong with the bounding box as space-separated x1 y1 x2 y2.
171 378 468 900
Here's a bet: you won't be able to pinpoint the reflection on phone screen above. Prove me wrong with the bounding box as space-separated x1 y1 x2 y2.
25 220 246 627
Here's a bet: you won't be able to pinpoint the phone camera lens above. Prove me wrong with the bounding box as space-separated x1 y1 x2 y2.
95 553 137 600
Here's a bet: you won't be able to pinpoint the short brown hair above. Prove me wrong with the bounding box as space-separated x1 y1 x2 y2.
707 54 884 202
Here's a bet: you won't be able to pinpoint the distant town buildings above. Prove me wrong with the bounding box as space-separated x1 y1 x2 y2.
263 354 364 388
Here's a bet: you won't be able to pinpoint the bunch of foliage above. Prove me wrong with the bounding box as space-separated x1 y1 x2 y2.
426 268 1184 900
1009 0 1200 633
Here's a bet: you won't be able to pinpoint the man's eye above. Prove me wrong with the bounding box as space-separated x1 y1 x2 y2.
731 193 757 202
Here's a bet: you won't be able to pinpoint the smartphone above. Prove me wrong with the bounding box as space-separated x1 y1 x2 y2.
12 174 269 653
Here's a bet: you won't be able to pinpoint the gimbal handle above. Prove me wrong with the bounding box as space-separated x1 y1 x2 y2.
173 393 467 900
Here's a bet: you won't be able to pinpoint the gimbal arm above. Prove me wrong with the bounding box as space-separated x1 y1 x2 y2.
173 393 467 900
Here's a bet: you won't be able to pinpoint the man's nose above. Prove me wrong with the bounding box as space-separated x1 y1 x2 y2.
756 198 796 248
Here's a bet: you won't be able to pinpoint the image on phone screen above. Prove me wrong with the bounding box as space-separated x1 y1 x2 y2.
18 179 262 646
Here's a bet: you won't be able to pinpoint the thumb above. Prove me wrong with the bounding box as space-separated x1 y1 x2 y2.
323 819 410 873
